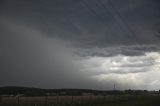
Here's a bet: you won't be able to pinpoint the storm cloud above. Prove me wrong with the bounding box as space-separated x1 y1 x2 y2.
1 0 160 90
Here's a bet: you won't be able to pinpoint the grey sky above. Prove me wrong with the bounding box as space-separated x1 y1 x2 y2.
1 0 160 90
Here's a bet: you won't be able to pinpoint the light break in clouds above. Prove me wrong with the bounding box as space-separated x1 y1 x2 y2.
1 0 160 90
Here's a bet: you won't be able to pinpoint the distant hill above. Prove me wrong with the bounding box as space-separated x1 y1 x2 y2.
0 86 47 96
0 86 121 96
0 86 159 96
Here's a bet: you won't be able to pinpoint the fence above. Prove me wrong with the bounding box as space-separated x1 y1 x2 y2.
0 95 123 106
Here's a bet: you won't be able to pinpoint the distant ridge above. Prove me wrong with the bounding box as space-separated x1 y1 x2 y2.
0 86 159 96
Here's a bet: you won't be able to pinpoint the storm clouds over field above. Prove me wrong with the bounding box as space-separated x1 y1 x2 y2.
1 0 160 90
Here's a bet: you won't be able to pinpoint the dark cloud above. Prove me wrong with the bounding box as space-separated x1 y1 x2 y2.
1 0 160 47
74 45 160 58
1 0 160 90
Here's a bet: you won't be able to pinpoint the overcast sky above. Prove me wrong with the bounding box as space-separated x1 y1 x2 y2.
1 0 160 90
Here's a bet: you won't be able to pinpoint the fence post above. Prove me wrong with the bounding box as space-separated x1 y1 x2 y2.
71 95 73 106
17 96 20 106
56 90 59 105
0 96 2 104
45 95 48 106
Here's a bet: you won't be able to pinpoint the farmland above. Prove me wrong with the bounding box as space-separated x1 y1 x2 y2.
1 87 160 106
1 95 160 106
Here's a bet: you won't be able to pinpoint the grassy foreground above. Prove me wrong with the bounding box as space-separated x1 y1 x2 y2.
1 95 160 106
90 96 160 106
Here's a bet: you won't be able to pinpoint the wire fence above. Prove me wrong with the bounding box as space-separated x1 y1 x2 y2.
0 95 135 106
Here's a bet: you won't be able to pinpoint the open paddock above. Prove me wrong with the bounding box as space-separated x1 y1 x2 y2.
1 95 160 106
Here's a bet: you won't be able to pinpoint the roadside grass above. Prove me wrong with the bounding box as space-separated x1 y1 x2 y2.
1 95 160 106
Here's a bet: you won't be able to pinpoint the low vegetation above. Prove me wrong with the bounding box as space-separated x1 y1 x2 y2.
0 86 160 106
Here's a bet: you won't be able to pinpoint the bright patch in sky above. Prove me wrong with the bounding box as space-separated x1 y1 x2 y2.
75 51 160 90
